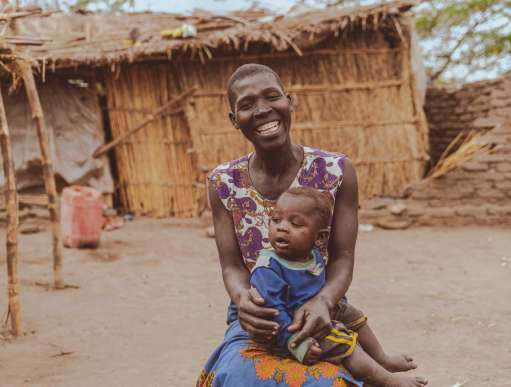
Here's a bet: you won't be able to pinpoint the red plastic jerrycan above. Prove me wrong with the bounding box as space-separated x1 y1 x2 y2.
61 186 103 248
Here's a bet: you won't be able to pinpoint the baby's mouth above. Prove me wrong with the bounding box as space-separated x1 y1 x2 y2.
274 237 289 249
255 120 280 136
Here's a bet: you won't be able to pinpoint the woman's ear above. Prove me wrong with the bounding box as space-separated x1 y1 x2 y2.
315 228 330 247
229 111 239 129
287 94 295 112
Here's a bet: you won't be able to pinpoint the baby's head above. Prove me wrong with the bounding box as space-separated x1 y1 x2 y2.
269 187 332 261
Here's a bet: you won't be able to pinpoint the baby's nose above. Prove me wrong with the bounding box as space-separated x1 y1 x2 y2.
277 222 289 232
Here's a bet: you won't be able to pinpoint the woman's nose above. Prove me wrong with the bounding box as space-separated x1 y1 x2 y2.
253 103 271 118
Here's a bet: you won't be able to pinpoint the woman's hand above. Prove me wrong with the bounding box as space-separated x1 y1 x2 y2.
287 295 332 349
238 288 280 341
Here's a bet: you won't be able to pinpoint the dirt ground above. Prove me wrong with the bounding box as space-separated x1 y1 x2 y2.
0 218 510 387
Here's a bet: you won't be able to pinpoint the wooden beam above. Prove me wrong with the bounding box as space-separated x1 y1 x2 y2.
92 87 197 159
18 59 64 289
193 79 406 98
0 87 22 335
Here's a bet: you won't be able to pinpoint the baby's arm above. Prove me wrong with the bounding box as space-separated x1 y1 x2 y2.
250 267 314 362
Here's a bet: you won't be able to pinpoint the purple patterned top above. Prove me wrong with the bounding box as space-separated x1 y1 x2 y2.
208 146 346 270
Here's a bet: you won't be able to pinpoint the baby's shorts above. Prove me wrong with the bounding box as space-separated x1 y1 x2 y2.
332 299 368 331
318 301 368 363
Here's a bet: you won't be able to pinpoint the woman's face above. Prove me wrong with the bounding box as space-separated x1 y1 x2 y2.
229 72 292 151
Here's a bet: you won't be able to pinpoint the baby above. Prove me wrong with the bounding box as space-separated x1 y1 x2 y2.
250 187 427 387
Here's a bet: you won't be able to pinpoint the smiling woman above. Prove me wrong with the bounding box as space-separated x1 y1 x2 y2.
198 64 428 387
197 63 364 386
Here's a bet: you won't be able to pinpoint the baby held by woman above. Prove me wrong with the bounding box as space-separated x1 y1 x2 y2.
249 187 427 387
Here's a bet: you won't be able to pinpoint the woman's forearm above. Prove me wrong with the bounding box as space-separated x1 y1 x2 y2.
319 254 354 309
222 264 251 307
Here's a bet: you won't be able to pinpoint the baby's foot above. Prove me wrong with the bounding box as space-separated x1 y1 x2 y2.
384 374 428 387
381 354 417 373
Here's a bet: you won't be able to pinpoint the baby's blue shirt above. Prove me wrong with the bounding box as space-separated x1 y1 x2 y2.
249 248 326 349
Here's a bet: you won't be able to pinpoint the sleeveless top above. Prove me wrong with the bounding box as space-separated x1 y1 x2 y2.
208 146 347 270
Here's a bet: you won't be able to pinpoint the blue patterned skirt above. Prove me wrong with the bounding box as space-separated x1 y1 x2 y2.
197 314 363 387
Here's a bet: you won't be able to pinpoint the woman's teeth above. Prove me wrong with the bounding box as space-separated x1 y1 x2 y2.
256 121 280 136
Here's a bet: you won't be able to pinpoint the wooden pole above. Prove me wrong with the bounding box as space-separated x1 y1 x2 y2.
0 87 22 335
92 87 197 159
18 60 63 289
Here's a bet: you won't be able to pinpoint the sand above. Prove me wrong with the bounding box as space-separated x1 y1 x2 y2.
1 218 510 386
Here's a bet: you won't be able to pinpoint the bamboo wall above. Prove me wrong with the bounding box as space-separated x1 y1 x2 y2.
104 29 429 217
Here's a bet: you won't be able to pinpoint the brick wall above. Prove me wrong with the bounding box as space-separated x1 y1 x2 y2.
360 74 511 227
426 76 509 165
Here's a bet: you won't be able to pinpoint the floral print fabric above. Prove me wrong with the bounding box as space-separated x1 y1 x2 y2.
208 146 346 269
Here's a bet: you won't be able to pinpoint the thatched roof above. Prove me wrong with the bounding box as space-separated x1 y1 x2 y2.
13 0 415 70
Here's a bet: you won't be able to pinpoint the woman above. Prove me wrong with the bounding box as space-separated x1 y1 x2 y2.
198 63 365 386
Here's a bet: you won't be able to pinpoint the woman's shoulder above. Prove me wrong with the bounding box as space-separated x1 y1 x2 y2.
303 146 347 164
208 154 251 180
298 146 348 189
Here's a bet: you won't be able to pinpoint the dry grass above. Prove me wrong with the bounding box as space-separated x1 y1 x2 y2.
426 130 494 180
105 67 200 217
13 1 415 69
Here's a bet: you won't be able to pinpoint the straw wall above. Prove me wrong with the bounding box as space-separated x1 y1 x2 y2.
104 28 428 216
104 68 199 217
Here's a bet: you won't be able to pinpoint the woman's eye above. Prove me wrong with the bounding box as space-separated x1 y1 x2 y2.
267 94 281 101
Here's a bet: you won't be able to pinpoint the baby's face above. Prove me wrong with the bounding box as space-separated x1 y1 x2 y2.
268 193 321 261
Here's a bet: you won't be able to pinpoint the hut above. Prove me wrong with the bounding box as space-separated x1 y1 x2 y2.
18 0 429 217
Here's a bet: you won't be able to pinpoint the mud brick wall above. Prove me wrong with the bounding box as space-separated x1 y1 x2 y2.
360 74 511 227
426 76 509 165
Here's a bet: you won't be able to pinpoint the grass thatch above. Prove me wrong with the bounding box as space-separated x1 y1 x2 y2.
13 1 416 70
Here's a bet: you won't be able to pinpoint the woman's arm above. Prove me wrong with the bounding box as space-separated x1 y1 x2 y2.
208 182 279 339
287 158 358 347
321 156 358 307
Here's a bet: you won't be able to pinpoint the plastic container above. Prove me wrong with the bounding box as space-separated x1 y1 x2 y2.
61 186 103 248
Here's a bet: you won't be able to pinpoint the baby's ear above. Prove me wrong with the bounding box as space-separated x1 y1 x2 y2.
315 228 330 246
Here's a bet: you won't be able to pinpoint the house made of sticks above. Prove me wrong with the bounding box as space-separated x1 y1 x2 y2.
16 0 429 217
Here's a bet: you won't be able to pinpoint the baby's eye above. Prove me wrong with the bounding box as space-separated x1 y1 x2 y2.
291 222 304 227
271 217 281 223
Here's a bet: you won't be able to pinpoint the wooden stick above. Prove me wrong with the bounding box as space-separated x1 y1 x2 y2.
18 60 64 289
193 80 405 97
93 87 197 159
0 88 22 335
0 9 41 21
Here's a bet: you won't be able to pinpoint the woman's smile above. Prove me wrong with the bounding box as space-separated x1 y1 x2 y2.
255 120 281 137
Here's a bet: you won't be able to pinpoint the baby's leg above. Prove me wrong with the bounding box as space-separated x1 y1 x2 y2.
319 322 426 387
343 344 428 387
357 323 416 373
335 301 416 372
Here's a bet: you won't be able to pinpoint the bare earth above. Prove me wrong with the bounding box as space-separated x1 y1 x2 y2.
1 218 510 387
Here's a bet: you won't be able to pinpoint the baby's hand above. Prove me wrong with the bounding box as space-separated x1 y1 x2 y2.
302 338 322 365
